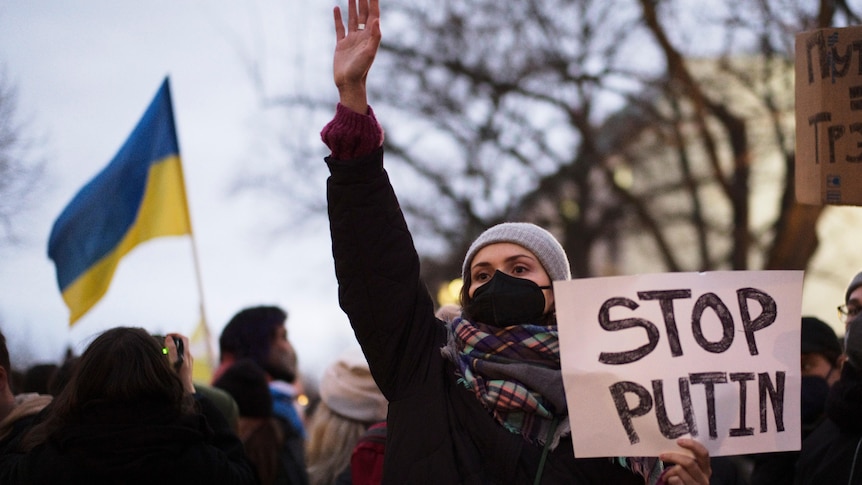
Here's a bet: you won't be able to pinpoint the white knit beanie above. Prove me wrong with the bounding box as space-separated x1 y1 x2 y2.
319 347 388 423
462 222 572 282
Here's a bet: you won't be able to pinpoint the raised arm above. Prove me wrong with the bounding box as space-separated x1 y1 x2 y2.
332 0 381 114
324 0 445 400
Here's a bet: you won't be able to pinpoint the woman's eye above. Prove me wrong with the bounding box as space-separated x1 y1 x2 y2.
512 265 528 274
474 273 489 282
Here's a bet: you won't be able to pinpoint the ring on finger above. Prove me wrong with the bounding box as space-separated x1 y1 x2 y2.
357 23 366 30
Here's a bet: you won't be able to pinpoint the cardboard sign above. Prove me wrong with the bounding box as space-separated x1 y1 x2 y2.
555 271 803 457
796 26 862 205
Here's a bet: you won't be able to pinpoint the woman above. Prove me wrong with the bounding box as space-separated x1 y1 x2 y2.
321 1 711 483
0 327 257 484
304 347 387 485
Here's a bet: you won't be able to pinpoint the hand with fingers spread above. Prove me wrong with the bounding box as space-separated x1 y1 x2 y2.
332 0 381 114
658 438 712 485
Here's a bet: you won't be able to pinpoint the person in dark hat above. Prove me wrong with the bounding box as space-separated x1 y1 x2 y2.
797 316 844 443
798 318 841 444
801 316 843 388
749 317 844 485
215 359 286 485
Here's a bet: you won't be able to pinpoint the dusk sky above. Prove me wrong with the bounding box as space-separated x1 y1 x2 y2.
0 1 359 380
2 1 861 381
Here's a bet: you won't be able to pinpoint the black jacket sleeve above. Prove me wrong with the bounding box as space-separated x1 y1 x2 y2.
326 147 446 401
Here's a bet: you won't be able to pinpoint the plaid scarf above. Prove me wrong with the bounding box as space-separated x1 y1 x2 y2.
443 317 565 446
441 316 664 485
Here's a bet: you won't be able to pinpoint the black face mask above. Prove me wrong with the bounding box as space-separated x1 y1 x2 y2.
463 270 550 327
800 375 830 426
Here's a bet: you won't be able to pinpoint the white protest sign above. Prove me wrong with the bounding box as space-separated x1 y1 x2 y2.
554 271 803 458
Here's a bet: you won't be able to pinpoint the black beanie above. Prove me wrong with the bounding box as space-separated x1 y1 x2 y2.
213 359 273 418
846 271 862 304
801 316 842 364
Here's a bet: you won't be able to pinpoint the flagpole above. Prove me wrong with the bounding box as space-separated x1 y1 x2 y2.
164 76 216 377
189 230 217 371
177 139 217 378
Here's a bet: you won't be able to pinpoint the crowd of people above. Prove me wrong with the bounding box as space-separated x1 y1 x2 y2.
0 0 860 483
0 304 388 485
2 291 860 484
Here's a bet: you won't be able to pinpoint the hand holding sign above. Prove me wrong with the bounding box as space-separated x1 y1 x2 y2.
659 439 712 484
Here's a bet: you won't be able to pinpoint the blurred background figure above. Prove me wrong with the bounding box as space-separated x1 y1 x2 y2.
838 270 862 329
434 304 460 324
20 364 58 396
215 358 287 485
215 305 309 485
799 316 844 423
194 381 240 434
305 347 387 485
47 351 79 397
0 330 52 451
795 311 862 484
0 327 256 484
748 316 844 484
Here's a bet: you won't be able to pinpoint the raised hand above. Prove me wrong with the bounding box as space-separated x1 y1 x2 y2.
332 0 381 114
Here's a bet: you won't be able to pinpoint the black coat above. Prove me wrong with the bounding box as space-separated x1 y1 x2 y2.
795 365 862 485
326 147 644 485
0 395 258 485
794 419 862 485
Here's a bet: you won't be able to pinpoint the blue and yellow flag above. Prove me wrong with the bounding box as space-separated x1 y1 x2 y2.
48 78 192 325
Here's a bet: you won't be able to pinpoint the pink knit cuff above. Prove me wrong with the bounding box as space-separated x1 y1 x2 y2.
320 103 384 160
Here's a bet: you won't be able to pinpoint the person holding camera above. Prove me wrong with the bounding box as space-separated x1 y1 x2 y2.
0 327 257 484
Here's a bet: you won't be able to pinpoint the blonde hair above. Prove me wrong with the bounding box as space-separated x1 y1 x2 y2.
305 402 370 485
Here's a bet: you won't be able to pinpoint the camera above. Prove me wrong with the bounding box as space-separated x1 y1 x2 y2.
152 334 184 371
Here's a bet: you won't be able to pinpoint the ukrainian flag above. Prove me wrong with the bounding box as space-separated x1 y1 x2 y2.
48 78 192 325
